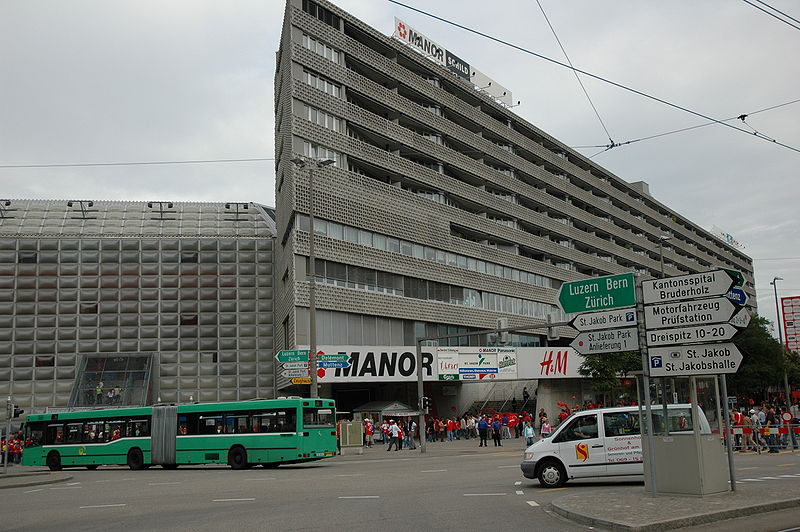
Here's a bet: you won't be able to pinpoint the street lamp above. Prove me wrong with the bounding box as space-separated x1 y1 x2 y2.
771 277 793 415
291 156 335 399
658 235 671 279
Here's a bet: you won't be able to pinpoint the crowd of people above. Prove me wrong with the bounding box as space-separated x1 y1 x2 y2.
0 432 25 465
727 400 799 454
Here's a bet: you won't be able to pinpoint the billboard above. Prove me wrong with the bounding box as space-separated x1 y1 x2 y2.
782 296 800 351
295 345 584 383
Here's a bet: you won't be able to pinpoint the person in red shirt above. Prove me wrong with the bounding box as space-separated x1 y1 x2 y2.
364 419 374 448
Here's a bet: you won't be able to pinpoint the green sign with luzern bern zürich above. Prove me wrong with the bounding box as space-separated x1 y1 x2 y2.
558 273 636 314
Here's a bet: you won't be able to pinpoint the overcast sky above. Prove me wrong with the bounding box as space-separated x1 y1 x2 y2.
1 0 798 336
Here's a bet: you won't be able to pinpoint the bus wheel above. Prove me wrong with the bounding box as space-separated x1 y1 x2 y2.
127 448 146 470
46 451 62 471
227 446 248 470
86 464 99 470
162 464 179 470
537 459 567 488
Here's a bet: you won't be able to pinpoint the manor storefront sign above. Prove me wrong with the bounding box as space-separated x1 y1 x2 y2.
296 346 585 383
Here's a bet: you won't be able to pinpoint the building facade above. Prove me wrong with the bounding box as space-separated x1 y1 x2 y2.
0 200 276 418
274 0 755 414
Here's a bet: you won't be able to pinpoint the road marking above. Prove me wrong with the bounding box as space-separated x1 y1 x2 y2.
80 504 127 509
338 496 380 499
527 500 540 507
498 465 518 469
516 490 524 496
777 464 795 467
514 481 522 486
779 474 798 478
737 467 758 471
536 487 569 492
212 498 256 502
66 482 81 486
51 486 82 489
760 476 781 480
464 493 507 496
148 482 181 486
23 489 44 493
738 478 765 482
421 469 448 473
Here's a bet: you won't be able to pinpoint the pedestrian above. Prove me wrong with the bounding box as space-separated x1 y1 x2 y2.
523 421 536 446
492 418 502 447
478 416 489 447
502 415 511 439
750 409 764 452
511 397 518 412
386 420 401 451
364 419 374 448
540 417 552 438
765 407 779 453
523 386 530 403
446 418 455 442
406 419 417 450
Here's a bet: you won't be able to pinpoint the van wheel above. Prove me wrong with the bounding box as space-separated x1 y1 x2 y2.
86 464 99 470
46 451 62 471
127 448 146 470
537 460 567 488
228 446 248 470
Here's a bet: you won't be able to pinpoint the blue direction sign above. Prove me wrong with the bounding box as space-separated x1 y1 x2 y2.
318 361 349 369
724 288 748 306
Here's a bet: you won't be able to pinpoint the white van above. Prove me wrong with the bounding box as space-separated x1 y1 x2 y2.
520 404 712 488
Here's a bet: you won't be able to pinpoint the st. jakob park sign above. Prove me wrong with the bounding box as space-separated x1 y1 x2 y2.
292 346 585 383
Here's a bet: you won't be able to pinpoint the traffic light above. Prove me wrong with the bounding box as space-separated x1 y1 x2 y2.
12 405 23 418
420 396 431 410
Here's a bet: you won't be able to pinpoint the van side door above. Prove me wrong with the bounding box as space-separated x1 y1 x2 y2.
602 411 642 476
554 413 606 478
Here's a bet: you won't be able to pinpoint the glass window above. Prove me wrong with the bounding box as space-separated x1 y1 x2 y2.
435 250 446 263
344 226 359 243
424 247 435 261
603 412 640 437
359 230 373 247
313 218 327 235
412 244 424 258
400 240 413 256
66 423 83 444
556 414 599 442
373 234 387 250
387 237 400 253
303 408 334 428
327 261 347 282
328 222 343 240
128 420 150 437
253 409 297 433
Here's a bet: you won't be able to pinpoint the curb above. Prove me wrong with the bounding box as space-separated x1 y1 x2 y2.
549 496 800 532
0 472 73 490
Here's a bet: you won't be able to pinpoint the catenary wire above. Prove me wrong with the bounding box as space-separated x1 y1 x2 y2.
534 0 614 145
751 0 800 25
387 0 800 155
572 98 800 150
0 157 276 169
741 0 800 31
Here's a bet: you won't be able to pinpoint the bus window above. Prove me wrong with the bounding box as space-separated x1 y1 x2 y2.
108 421 125 441
303 408 334 428
66 423 83 444
199 415 224 435
252 410 297 433
83 423 101 443
46 424 64 445
128 420 150 437
224 414 249 434
24 423 45 448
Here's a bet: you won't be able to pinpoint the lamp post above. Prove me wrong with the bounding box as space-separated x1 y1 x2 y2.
771 277 793 416
291 156 335 398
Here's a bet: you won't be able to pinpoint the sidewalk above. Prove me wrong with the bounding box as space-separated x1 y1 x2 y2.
550 481 800 532
336 434 527 460
0 468 72 490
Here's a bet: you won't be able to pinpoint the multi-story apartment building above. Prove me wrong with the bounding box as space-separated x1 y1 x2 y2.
274 0 755 413
0 200 276 417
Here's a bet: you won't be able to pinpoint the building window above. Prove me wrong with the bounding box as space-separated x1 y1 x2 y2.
36 356 55 367
303 70 341 98
181 314 199 326
302 103 343 133
302 34 340 62
302 0 340 29
18 252 37 264
302 140 342 167
180 252 198 263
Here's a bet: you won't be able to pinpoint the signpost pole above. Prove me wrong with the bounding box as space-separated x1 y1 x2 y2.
635 274 657 497
416 340 426 454
719 375 737 490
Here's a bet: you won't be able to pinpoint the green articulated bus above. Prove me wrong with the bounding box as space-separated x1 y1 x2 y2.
22 397 337 471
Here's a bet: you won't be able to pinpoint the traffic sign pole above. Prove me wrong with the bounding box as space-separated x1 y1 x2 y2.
635 274 658 497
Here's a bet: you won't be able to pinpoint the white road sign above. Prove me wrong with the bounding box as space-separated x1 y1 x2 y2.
648 342 743 376
570 327 639 354
644 297 738 330
646 323 739 347
281 369 310 378
729 308 752 329
642 270 735 305
570 308 637 332
281 362 309 370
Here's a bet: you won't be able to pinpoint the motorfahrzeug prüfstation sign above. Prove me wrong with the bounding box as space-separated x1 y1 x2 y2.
642 269 748 377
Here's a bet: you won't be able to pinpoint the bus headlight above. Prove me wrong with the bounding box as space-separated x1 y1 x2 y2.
524 452 534 461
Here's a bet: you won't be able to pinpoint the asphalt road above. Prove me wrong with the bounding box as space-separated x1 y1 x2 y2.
2 440 799 532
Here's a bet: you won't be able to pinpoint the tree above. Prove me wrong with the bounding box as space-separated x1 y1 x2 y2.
578 350 641 392
728 315 786 399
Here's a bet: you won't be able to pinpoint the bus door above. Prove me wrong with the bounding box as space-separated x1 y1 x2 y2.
252 409 298 463
301 406 336 457
151 405 178 465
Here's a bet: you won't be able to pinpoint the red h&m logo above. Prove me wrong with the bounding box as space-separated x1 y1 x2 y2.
540 350 569 376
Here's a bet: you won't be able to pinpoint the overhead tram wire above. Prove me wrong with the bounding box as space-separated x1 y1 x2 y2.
741 0 800 31
387 0 800 155
535 0 615 146
750 0 800 25
571 98 800 152
0 157 276 169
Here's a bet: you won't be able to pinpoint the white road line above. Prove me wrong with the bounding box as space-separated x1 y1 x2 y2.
516 490 524 496
779 474 798 478
464 493 507 496
212 498 256 502
148 482 181 486
80 504 127 509
527 501 540 507
23 489 43 494
421 469 448 473
739 478 765 482
498 465 518 469
66 482 81 486
51 486 82 490
338 496 380 499
514 481 522 486
760 476 781 480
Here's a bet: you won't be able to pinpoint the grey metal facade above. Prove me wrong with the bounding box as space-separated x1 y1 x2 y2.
276 0 754 391
0 200 276 417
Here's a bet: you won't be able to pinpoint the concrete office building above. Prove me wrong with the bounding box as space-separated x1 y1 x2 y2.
274 0 755 413
0 200 276 418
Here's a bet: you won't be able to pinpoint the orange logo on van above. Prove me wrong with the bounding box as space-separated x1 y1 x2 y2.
575 443 589 461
